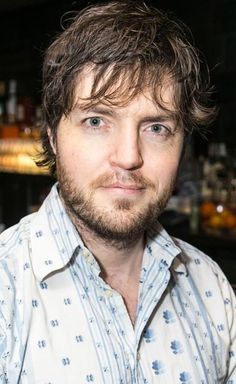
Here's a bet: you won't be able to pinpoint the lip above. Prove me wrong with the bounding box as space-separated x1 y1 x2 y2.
105 183 144 190
101 184 145 196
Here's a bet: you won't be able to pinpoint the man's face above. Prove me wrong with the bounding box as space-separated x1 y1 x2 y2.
50 68 184 244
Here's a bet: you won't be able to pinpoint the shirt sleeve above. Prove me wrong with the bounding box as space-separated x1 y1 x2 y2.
224 282 236 382
0 300 7 383
216 266 236 382
0 259 13 384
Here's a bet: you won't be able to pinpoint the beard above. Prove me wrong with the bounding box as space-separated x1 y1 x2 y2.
57 165 175 249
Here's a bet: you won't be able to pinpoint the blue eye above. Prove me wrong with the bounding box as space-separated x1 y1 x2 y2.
89 117 101 127
151 124 164 133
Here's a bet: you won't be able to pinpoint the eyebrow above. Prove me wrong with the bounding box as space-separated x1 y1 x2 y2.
81 105 116 118
73 103 179 125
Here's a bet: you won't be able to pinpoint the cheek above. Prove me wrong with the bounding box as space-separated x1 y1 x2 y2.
145 149 181 183
58 140 108 184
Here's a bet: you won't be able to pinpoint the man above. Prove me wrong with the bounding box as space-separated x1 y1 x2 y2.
0 1 235 382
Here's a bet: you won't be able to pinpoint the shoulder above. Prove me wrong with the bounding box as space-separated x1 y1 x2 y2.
0 213 36 282
0 213 35 254
172 236 235 309
173 236 222 274
172 237 236 377
0 215 36 366
0 213 36 304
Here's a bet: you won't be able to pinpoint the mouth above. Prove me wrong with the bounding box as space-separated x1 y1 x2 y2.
101 183 145 196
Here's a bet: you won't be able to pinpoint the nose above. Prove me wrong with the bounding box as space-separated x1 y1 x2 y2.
109 127 143 170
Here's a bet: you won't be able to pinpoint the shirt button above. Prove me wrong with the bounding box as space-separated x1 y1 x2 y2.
83 249 91 259
137 351 141 361
105 290 113 298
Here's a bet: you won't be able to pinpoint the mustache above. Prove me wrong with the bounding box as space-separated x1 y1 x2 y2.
90 171 155 189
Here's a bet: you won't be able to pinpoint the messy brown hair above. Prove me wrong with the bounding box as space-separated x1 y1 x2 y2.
38 0 217 175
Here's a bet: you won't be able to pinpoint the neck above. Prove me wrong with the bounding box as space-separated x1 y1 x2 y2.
77 222 145 326
77 221 145 278
67 208 146 326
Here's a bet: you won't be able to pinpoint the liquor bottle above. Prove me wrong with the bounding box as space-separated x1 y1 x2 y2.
2 79 19 138
17 103 32 138
31 105 42 140
6 79 17 124
0 81 6 125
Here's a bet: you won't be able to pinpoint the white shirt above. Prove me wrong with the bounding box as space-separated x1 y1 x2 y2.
0 183 235 383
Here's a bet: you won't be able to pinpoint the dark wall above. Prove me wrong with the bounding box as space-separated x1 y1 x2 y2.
0 0 235 152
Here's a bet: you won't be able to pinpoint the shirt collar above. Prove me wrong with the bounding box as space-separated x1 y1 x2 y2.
30 183 85 281
30 183 186 281
146 223 187 275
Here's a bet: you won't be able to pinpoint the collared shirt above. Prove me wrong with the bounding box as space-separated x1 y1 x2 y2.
0 183 235 384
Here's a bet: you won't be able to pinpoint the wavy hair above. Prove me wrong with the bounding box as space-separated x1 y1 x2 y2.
37 0 217 175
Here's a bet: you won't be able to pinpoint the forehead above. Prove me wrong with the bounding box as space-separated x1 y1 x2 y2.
73 65 177 114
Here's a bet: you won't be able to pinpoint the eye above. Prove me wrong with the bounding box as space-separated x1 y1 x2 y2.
142 122 174 143
87 117 102 127
146 123 171 137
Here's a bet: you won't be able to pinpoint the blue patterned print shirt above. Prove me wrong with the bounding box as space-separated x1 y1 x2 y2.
0 183 235 383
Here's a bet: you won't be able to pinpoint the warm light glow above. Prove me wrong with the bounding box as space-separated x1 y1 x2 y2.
216 204 224 213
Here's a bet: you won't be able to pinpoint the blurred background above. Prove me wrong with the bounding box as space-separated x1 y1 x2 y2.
0 0 235 287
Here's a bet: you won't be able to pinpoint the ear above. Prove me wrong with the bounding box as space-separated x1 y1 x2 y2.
47 127 57 155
